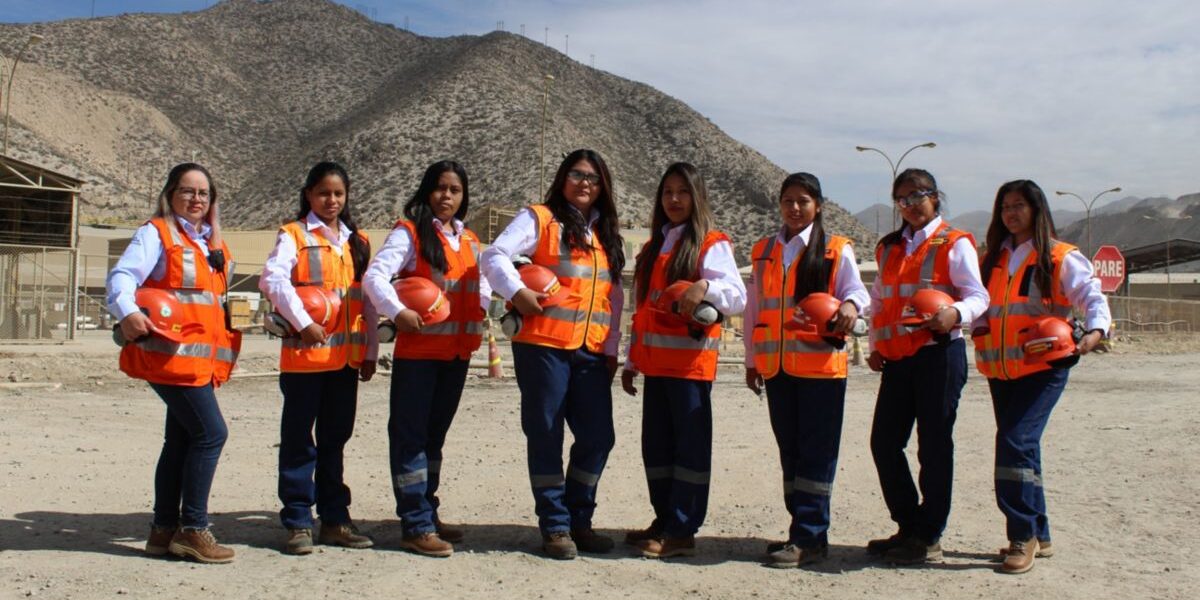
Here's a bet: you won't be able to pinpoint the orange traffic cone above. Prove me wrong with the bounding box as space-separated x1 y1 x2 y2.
487 321 504 379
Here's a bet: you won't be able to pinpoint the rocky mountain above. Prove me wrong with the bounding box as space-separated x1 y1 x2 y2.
0 0 873 262
1058 194 1200 253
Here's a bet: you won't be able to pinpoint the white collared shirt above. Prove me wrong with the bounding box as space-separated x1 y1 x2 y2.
625 223 748 374
259 212 379 361
867 216 990 351
742 223 871 367
106 215 213 320
363 217 493 321
480 205 625 356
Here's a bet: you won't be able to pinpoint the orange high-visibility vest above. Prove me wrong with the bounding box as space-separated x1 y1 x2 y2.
750 233 849 380
392 220 486 360
278 220 369 372
871 222 973 361
120 217 241 387
512 205 615 353
974 240 1076 380
628 230 730 381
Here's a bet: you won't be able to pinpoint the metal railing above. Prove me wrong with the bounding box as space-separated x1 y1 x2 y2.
0 243 78 340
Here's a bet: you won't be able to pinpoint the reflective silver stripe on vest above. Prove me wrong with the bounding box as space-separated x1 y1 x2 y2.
215 346 237 364
645 466 673 481
760 297 782 310
995 466 1042 486
174 290 215 305
281 332 349 348
784 339 846 354
445 279 463 292
531 473 565 488
346 286 363 301
394 469 428 487
640 332 720 351
754 341 781 355
976 346 1025 363
465 321 485 335
784 476 833 496
135 336 212 358
993 303 1073 318
589 311 612 327
419 322 459 336
755 237 778 314
173 342 213 358
567 466 601 487
300 227 324 285
180 248 197 289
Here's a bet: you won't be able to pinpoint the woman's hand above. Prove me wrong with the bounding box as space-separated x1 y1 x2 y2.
300 323 327 345
1077 330 1103 355
745 367 764 396
512 288 547 316
119 311 153 342
621 369 639 396
925 306 961 335
677 280 710 318
830 300 859 335
359 360 376 382
867 350 886 372
394 309 424 333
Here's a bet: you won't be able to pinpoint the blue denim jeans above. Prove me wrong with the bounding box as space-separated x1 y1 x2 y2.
388 358 469 537
512 342 615 535
148 382 228 529
989 367 1070 542
641 376 713 538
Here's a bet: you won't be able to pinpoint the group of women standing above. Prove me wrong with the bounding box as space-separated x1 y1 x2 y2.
106 151 1109 574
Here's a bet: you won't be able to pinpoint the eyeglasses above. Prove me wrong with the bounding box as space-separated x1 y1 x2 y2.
893 190 934 208
176 188 211 202
566 170 601 185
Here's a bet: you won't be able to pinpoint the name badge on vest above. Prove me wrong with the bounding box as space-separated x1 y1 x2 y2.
929 237 948 246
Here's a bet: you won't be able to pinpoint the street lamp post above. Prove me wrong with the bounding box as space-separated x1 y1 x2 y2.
538 74 555 201
1 33 45 156
1054 187 1121 258
855 142 936 229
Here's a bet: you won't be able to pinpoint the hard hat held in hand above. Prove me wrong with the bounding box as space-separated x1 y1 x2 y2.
264 286 341 338
785 292 842 337
116 288 204 345
517 264 569 306
654 280 721 327
899 289 955 328
394 277 451 325
1019 317 1078 368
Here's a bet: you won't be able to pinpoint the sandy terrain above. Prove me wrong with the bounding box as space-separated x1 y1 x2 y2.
1 332 1197 599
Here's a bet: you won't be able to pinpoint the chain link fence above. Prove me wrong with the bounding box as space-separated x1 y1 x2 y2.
0 243 79 341
1108 296 1199 333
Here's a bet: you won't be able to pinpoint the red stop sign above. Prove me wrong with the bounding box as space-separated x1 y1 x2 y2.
1092 245 1125 293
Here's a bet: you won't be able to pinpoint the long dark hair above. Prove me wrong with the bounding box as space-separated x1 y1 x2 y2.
544 149 625 281
877 168 943 249
295 161 370 281
633 162 715 305
782 172 833 303
402 160 471 274
154 162 217 222
980 179 1058 299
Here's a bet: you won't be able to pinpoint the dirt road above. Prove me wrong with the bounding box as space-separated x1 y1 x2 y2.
1 334 1196 599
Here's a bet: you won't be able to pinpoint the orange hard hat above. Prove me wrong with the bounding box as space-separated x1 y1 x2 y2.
296 285 341 329
394 277 451 325
900 289 955 327
518 264 569 305
786 292 842 336
1019 317 1077 367
134 287 194 343
653 281 694 327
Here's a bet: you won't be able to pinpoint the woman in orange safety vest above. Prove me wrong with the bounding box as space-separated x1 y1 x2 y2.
743 172 868 568
106 163 240 563
363 160 492 558
972 179 1109 574
260 161 376 555
621 162 746 558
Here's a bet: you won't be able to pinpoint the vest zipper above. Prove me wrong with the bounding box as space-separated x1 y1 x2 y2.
581 236 600 345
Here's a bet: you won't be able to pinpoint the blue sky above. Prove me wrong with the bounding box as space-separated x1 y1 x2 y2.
5 0 1199 215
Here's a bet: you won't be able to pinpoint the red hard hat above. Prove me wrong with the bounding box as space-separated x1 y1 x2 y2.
1019 317 1076 366
134 287 196 343
786 292 842 336
518 264 569 305
394 277 451 325
651 281 694 326
900 289 955 327
295 286 341 329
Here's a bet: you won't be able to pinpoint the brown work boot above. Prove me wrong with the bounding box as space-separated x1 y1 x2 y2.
624 523 663 545
319 522 374 549
996 539 1053 559
765 543 828 568
284 528 314 555
145 524 176 556
400 532 453 557
884 536 943 565
435 519 464 544
571 528 614 554
999 538 1038 574
638 536 696 559
866 530 908 556
542 531 578 560
168 528 235 564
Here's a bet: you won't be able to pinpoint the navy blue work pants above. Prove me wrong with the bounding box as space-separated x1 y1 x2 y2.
640 376 712 538
388 357 469 536
512 342 615 535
